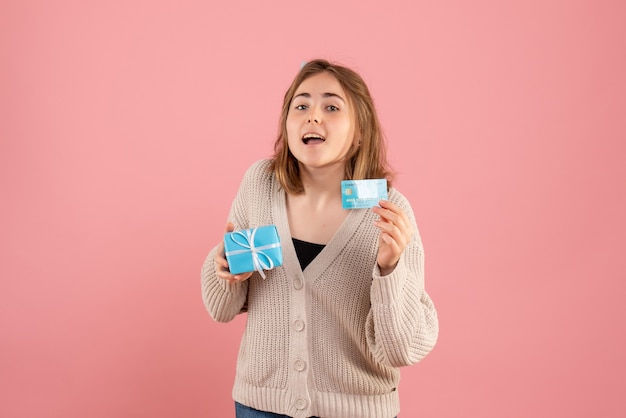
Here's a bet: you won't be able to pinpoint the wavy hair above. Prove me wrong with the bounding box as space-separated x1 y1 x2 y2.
270 59 393 194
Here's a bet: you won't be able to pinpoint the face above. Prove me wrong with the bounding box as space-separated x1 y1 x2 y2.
286 72 357 171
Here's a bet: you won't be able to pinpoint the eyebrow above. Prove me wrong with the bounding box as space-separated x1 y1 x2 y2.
293 92 346 103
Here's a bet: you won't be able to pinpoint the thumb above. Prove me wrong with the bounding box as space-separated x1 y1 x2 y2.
225 221 235 233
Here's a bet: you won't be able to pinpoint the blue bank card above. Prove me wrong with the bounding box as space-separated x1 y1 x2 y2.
341 179 388 209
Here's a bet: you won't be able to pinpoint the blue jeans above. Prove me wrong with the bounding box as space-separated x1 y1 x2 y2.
235 402 294 418
235 401 397 418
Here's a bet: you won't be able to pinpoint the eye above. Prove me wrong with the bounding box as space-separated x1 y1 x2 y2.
294 104 308 110
326 105 339 111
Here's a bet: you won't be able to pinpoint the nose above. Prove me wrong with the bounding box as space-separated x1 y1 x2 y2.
307 111 321 124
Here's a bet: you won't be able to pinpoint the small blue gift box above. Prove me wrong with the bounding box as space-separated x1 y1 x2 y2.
224 225 283 278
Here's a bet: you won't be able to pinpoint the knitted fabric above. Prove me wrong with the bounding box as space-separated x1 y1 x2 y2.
201 160 438 418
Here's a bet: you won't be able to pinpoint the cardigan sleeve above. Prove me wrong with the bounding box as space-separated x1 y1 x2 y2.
365 193 439 367
200 246 249 323
200 161 268 322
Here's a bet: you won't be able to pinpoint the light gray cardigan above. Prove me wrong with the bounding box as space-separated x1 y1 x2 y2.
201 160 438 418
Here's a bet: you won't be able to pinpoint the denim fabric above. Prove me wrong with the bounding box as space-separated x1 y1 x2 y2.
234 401 396 418
235 402 294 418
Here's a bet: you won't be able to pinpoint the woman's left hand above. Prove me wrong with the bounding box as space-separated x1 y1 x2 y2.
372 200 414 276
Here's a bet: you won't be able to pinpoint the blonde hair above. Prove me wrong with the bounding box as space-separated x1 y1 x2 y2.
270 59 394 194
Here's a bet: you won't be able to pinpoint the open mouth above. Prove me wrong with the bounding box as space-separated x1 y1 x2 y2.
302 133 326 145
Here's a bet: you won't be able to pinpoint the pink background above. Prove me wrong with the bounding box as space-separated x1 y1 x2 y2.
1 0 625 417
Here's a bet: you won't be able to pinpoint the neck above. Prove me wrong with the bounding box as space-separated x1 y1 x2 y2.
300 163 344 193
291 163 345 209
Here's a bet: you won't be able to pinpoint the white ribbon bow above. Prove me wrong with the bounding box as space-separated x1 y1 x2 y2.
225 228 280 279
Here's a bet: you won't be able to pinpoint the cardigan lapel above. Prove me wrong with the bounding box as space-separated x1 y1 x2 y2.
273 186 369 279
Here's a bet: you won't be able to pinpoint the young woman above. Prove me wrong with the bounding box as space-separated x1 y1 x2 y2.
201 59 438 418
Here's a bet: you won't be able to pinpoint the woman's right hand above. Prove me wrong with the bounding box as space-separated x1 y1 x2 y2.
214 222 254 284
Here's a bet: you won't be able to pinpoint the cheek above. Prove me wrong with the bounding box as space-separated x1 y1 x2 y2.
285 127 301 150
286 113 297 129
338 118 356 140
285 119 297 139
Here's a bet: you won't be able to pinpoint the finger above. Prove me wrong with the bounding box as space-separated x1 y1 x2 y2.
235 272 254 282
374 202 403 225
215 240 231 275
375 202 413 237
375 217 411 249
215 240 227 260
380 231 396 246
219 222 234 268
374 206 405 234
225 271 253 283
378 200 411 225
215 251 254 283
214 222 240 284
214 254 230 276
375 222 404 251
216 265 240 283
214 251 229 269
378 232 403 265
380 232 402 253
378 200 404 216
